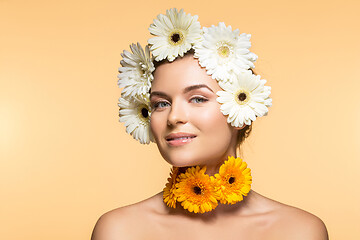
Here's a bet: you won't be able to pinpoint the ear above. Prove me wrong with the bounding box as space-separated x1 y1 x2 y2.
234 124 247 130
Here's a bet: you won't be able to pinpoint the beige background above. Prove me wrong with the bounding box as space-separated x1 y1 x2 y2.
1 0 359 239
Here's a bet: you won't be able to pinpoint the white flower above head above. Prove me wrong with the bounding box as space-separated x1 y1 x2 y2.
118 43 154 101
118 96 154 144
148 8 202 62
216 71 272 128
194 22 258 83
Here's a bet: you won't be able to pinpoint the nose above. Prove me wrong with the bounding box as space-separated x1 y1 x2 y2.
167 99 188 126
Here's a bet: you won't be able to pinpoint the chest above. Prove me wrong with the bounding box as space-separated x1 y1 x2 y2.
137 214 280 240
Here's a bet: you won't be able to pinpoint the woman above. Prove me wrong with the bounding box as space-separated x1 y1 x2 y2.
92 9 328 240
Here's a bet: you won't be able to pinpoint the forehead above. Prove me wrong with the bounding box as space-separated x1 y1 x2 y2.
151 55 222 93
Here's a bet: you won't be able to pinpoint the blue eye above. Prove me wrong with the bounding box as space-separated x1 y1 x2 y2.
191 97 208 104
152 101 170 110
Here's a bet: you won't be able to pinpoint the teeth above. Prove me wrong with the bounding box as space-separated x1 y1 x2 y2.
173 137 190 140
169 136 193 141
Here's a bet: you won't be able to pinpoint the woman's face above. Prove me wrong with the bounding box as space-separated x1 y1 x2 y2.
150 55 239 168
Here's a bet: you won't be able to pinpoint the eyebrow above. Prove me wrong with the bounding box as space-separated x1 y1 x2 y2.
150 91 168 99
183 84 214 94
150 84 214 99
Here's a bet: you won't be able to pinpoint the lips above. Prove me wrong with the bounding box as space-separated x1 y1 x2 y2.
165 132 197 146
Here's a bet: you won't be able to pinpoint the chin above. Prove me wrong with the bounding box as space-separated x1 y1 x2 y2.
162 152 204 168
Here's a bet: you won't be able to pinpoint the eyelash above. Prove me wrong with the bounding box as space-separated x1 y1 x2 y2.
152 101 170 110
190 96 208 104
151 97 208 110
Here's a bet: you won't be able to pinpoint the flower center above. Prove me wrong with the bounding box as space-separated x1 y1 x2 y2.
168 30 184 46
235 89 250 105
193 186 202 195
217 46 230 58
141 107 149 118
228 176 235 184
238 93 247 101
138 105 150 122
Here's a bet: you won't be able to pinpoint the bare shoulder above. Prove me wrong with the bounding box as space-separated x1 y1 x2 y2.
255 192 329 240
276 205 328 240
91 192 164 240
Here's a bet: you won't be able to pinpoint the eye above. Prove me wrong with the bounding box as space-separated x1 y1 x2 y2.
190 96 208 104
152 101 170 110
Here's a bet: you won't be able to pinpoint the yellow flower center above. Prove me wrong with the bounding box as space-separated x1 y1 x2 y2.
168 30 184 46
235 89 250 105
217 45 230 58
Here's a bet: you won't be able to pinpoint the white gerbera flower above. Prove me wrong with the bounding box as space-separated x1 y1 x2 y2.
194 22 257 83
118 43 154 101
118 96 154 144
148 8 202 62
216 71 272 128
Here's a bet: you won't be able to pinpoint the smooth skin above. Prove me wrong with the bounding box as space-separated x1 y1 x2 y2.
92 55 328 240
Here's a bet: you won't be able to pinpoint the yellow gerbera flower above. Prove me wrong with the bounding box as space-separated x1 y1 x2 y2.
175 166 218 213
214 156 252 204
163 167 179 208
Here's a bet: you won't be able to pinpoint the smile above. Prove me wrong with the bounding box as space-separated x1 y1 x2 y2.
165 133 197 147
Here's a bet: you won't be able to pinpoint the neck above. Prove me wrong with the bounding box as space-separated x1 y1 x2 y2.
202 151 238 176
202 162 223 176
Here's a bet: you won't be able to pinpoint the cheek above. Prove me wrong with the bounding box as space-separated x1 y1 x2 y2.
194 105 232 135
150 113 164 140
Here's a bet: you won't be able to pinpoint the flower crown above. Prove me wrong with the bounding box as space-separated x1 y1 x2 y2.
118 8 272 144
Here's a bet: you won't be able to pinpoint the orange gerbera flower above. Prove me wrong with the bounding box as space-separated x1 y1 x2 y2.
163 167 179 208
214 156 252 204
175 166 218 213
